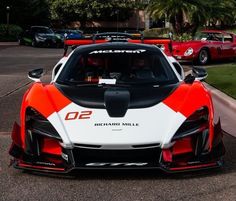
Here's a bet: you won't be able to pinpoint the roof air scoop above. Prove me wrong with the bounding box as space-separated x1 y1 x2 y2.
104 88 130 117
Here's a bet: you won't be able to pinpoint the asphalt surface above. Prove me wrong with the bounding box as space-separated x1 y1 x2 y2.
0 45 61 131
0 45 235 201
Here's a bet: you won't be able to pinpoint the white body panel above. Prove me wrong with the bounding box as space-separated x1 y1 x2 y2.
48 102 186 148
48 45 186 149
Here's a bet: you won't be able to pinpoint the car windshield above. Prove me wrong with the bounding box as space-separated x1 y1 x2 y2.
32 27 53 34
57 47 178 86
194 32 223 41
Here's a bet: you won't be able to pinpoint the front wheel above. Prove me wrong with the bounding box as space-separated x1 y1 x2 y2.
198 49 210 65
31 39 38 47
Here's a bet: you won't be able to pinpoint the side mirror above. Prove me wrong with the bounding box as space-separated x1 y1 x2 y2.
28 68 44 82
192 66 208 81
184 74 195 84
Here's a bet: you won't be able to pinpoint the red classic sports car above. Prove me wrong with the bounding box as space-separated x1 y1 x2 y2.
172 30 236 65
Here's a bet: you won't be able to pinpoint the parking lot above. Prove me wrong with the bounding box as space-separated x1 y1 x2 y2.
0 45 235 201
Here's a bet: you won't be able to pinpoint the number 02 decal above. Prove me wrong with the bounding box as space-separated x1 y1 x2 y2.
65 111 92 120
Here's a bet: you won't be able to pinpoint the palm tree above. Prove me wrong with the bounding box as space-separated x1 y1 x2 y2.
147 0 205 35
206 0 236 28
147 0 236 36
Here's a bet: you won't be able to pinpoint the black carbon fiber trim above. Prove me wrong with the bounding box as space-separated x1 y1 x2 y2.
55 83 179 109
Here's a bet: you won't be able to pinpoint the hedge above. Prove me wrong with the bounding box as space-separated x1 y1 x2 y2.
145 28 197 41
0 24 23 42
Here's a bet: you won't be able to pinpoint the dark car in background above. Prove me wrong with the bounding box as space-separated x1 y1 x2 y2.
54 29 83 40
18 26 63 48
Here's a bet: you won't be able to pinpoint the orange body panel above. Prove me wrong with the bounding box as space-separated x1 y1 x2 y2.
163 81 214 149
20 83 71 149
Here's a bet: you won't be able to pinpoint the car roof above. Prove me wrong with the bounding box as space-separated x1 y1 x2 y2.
31 26 50 29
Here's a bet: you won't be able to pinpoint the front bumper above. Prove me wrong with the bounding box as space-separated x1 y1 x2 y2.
37 39 63 47
10 141 225 174
173 54 196 62
9 120 225 174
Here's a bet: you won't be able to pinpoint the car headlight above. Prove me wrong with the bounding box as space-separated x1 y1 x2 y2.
55 34 62 39
184 47 193 56
36 35 46 41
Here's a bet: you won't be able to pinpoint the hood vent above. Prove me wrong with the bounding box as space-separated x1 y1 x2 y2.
104 88 130 117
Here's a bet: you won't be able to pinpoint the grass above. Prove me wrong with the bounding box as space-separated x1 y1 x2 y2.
206 63 236 99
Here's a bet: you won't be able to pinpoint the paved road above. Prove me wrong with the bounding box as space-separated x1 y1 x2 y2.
0 45 62 131
0 46 235 201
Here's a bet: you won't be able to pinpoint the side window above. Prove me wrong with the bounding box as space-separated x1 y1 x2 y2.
52 63 63 80
224 34 233 43
172 62 184 79
55 63 62 76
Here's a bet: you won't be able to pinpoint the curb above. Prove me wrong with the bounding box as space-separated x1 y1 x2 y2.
204 82 236 112
0 42 18 46
204 82 236 138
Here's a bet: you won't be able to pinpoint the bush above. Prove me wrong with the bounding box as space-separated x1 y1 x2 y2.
0 24 23 41
143 28 172 38
143 28 193 41
227 28 236 34
173 33 192 41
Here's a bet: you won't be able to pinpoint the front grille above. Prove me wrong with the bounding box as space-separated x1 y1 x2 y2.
72 147 161 167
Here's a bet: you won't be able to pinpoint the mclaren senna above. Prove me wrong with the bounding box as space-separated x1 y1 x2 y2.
9 33 225 173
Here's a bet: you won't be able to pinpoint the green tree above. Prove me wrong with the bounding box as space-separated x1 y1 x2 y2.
206 0 236 28
0 0 50 27
147 0 236 36
147 0 208 35
49 0 135 27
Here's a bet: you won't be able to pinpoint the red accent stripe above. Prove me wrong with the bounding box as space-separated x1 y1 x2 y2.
170 162 218 171
65 39 107 45
18 162 65 171
65 39 171 45
65 39 93 45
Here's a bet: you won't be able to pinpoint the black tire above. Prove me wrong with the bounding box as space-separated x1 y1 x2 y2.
198 49 210 65
31 39 38 47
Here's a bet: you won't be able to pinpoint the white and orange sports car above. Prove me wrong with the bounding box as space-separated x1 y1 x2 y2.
9 41 225 173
